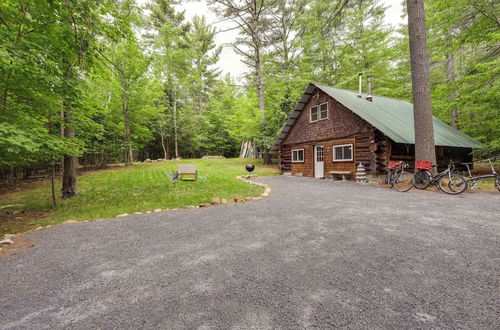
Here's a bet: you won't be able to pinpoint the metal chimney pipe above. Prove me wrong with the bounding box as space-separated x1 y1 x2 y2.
366 75 373 102
357 73 363 98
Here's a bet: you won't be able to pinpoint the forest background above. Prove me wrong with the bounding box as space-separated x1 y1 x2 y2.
1 0 498 179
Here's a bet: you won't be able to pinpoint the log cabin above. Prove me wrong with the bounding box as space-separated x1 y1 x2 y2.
270 83 482 179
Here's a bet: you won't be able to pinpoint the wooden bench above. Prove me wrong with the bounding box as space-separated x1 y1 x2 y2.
329 171 351 181
177 164 198 181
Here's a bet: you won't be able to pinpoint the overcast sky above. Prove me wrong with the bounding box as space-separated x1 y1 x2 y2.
142 0 405 79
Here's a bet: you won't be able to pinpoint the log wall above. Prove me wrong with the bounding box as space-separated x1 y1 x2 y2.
278 87 474 177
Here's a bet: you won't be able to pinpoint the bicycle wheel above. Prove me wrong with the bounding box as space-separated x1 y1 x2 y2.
496 177 500 192
438 173 467 195
394 170 413 192
413 170 431 189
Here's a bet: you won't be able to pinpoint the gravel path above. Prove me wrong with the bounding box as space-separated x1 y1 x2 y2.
1 176 499 329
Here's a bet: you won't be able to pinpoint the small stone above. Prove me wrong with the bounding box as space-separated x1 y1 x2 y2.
12 210 20 215
63 220 78 224
221 199 228 204
15 217 23 220
183 205 195 209
133 212 143 215
146 211 152 214
245 197 254 201
211 198 221 205
117 213 129 217
234 197 244 203
35 226 43 230
153 209 162 213
0 238 14 244
4 234 15 239
264 189 271 194
261 193 268 197
199 203 211 207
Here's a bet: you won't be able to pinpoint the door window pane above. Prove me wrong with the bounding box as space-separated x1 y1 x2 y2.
316 146 324 161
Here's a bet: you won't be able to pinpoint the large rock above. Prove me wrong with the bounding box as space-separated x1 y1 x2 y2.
211 198 221 205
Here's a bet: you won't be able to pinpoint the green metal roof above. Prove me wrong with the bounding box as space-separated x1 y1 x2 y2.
271 83 482 152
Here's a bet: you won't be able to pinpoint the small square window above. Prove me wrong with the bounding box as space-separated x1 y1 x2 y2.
292 149 304 162
333 144 353 161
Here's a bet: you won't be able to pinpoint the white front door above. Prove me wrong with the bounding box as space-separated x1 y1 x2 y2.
314 145 324 178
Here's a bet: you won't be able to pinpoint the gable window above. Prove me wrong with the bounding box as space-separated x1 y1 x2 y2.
310 102 328 122
292 149 304 162
333 144 353 161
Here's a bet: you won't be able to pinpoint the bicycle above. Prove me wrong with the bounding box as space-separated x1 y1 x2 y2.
386 161 413 192
460 157 500 192
412 160 467 195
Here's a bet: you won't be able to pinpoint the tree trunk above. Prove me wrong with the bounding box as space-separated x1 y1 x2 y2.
173 86 179 159
62 104 77 199
51 163 57 206
445 52 458 129
160 131 168 160
122 90 133 166
60 109 65 175
407 0 436 166
255 46 265 126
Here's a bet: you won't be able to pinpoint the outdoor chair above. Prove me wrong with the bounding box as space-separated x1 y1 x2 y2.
177 164 198 181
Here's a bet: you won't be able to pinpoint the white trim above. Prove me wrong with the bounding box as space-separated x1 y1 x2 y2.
314 145 324 178
309 102 328 123
332 144 353 162
291 149 305 163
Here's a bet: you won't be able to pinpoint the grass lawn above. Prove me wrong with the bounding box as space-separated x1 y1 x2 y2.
0 158 279 236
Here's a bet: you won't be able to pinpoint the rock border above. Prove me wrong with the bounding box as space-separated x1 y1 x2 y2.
3 175 273 245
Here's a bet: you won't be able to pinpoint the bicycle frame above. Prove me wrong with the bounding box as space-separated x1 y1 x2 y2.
461 158 499 189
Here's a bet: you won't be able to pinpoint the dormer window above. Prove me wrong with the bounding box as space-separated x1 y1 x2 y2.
310 102 328 122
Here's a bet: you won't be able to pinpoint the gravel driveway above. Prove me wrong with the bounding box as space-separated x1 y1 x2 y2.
1 176 499 329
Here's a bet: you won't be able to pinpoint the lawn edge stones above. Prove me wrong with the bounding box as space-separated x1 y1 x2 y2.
6 176 273 242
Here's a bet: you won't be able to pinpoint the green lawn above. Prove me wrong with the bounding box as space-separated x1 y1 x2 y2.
0 159 279 235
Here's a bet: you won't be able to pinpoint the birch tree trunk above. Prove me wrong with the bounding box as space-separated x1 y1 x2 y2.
407 0 436 166
160 130 168 160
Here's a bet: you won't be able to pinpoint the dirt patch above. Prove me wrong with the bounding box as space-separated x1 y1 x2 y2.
0 233 37 258
0 208 48 236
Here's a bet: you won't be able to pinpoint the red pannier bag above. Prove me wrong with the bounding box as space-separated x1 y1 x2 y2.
415 160 433 171
388 161 402 170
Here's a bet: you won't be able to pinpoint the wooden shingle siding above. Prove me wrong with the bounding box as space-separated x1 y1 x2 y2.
283 88 372 146
290 144 314 176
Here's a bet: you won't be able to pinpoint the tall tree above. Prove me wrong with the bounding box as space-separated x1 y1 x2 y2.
407 0 436 165
208 0 274 127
